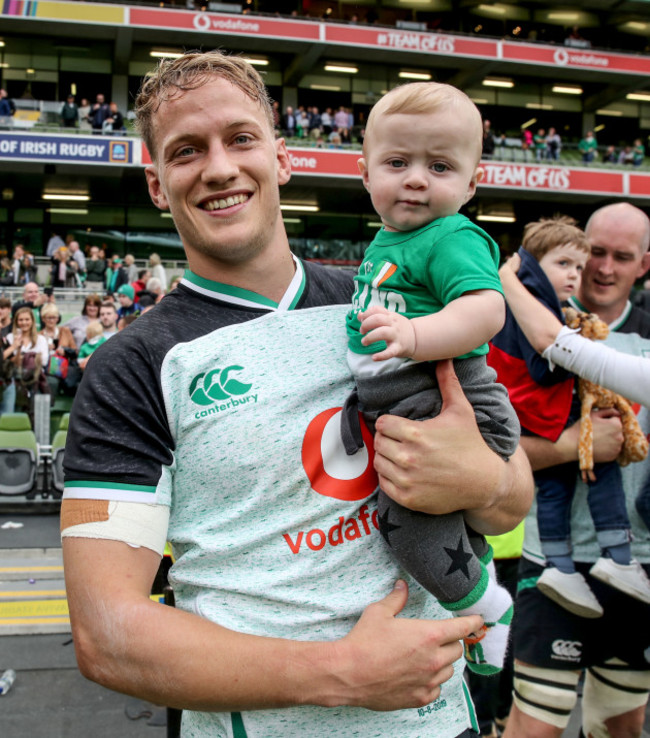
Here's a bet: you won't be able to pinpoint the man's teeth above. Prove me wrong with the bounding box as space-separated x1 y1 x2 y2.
204 194 248 211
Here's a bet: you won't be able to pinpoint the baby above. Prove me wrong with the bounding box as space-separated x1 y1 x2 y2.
343 82 520 674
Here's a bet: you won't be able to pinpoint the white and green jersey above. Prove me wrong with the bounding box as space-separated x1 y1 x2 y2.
522 299 650 566
63 258 476 738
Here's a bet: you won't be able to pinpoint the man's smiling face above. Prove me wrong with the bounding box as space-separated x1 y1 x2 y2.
145 77 291 270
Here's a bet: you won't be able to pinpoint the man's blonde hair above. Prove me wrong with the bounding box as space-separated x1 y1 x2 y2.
522 215 590 261
135 50 274 159
364 82 484 162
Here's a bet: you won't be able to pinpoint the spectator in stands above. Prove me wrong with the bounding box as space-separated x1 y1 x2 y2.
123 253 138 284
296 106 309 137
60 94 79 128
77 320 107 370
136 294 156 314
103 102 125 134
17 255 38 286
534 128 547 161
40 302 77 394
309 106 322 136
579 130 598 164
521 127 533 161
46 231 66 258
97 301 118 339
168 274 182 291
78 98 92 131
282 105 296 137
321 106 333 135
633 138 645 168
116 284 139 319
11 244 26 285
131 268 151 297
85 245 106 290
145 277 164 304
604 145 618 164
118 313 139 330
51 247 69 288
0 258 13 286
0 297 11 338
106 255 129 293
0 296 15 414
482 119 496 159
68 241 86 276
618 145 634 165
64 294 102 349
148 252 167 291
565 26 591 48
90 93 110 134
0 88 15 120
4 306 49 413
271 100 280 132
545 127 561 161
12 281 50 328
334 105 348 130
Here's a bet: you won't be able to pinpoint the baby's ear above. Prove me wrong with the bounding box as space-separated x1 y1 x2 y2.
358 158 370 191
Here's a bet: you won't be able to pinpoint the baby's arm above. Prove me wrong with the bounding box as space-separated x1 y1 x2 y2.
360 289 505 362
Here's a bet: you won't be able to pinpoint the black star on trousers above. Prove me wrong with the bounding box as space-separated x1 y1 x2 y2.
378 507 401 546
444 536 473 579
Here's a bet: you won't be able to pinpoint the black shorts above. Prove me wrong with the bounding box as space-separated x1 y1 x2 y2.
512 558 650 671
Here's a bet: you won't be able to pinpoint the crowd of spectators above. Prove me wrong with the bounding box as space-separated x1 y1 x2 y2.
0 239 173 415
275 103 363 147
59 92 126 134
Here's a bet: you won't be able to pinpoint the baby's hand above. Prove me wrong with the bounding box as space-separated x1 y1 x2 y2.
359 306 417 361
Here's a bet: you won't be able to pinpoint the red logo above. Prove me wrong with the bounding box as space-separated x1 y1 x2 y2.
301 407 377 501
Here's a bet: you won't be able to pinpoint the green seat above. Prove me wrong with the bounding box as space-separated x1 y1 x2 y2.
51 413 69 493
0 413 38 495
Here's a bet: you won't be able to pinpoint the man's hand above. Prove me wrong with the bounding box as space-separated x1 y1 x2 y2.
359 306 417 361
372 359 504 515
328 580 482 711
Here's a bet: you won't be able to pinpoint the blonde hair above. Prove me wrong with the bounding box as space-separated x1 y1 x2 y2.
12 307 37 345
135 50 274 158
364 82 483 162
40 303 60 320
86 320 104 340
522 215 590 261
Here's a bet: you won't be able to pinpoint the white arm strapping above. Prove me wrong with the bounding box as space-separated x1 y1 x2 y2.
542 325 650 407
61 501 169 556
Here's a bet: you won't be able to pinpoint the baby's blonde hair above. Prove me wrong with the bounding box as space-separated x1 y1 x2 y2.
86 320 104 340
364 82 484 163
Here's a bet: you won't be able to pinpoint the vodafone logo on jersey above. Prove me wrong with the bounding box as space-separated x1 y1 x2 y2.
301 407 377 501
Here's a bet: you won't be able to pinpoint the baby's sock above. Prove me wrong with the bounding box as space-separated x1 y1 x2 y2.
442 566 513 676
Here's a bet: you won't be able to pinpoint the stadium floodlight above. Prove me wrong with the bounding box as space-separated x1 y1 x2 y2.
310 84 341 91
626 92 650 102
398 71 432 80
282 218 302 224
47 208 89 215
596 109 624 117
150 50 184 59
547 12 580 22
477 4 506 14
241 57 269 66
280 204 320 213
43 193 90 202
482 77 514 88
552 85 583 95
526 103 554 110
324 64 358 74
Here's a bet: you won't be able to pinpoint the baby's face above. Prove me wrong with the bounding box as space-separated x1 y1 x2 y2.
538 243 589 302
359 107 482 232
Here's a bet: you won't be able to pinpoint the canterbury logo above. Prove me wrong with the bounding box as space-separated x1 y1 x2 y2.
551 639 582 660
189 365 253 406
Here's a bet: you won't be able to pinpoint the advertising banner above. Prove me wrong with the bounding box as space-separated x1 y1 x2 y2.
0 133 133 164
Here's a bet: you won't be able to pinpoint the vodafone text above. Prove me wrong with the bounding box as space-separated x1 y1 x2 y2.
283 504 379 553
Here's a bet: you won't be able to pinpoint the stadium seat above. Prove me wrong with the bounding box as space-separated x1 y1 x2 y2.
0 413 38 495
51 413 69 493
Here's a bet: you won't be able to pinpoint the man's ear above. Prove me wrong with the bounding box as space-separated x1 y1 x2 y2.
358 158 370 192
145 166 169 211
276 137 292 186
463 166 484 204
639 249 650 279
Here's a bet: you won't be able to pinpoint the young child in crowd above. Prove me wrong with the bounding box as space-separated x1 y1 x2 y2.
489 216 650 617
343 81 520 674
77 321 106 362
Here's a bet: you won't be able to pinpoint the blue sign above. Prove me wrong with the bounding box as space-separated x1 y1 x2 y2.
0 132 133 164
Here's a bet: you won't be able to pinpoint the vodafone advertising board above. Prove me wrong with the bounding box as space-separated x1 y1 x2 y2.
129 7 319 39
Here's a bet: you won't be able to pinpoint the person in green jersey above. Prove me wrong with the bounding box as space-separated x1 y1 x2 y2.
344 82 520 675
